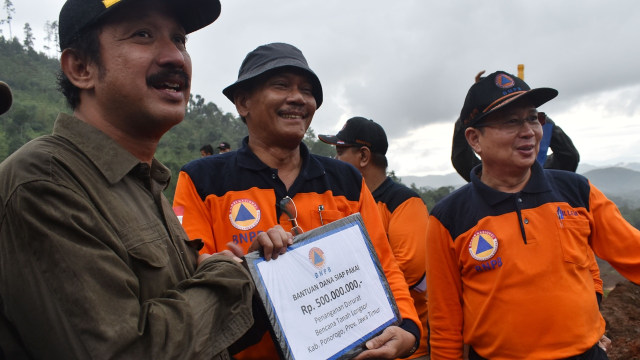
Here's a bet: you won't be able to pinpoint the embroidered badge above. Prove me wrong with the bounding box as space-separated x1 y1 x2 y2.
495 73 515 89
469 230 499 261
556 206 564 228
308 247 326 268
229 199 261 231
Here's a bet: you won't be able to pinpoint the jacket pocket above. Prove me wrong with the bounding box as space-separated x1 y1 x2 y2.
307 209 345 228
557 218 591 267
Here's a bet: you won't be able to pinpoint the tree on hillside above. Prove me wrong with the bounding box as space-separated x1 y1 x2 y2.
0 36 66 159
23 23 34 51
410 185 454 212
43 21 58 57
304 127 334 158
0 0 14 38
388 170 402 184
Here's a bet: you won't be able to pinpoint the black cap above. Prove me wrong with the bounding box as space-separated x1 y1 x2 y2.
319 117 388 155
460 71 558 129
217 141 230 150
59 0 221 50
222 42 323 108
0 81 12 115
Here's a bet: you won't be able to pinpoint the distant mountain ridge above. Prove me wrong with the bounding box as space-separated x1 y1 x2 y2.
581 166 640 208
401 173 466 189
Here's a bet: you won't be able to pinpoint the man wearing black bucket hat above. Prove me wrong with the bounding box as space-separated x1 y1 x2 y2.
425 71 640 359
174 43 422 359
0 0 257 359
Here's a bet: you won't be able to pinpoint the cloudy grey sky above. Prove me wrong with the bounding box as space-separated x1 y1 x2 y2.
10 0 640 176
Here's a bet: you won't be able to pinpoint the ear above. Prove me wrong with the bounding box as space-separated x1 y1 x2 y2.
60 48 97 90
234 90 251 118
465 127 482 155
358 147 371 167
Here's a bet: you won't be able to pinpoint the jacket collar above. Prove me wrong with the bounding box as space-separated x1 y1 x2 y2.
236 136 325 180
471 161 551 206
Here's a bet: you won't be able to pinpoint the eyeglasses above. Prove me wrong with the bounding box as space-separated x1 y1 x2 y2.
476 112 546 133
279 196 303 235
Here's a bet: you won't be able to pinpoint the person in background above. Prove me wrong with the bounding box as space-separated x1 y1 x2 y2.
173 42 422 360
426 71 639 359
0 81 12 115
0 0 257 358
217 141 231 153
451 71 580 182
319 116 430 360
200 143 214 156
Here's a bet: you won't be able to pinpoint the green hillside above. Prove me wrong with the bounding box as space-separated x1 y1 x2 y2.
0 37 63 157
0 36 334 202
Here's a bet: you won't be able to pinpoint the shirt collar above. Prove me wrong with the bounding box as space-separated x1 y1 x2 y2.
471 161 551 205
236 136 325 180
372 177 393 198
52 113 170 186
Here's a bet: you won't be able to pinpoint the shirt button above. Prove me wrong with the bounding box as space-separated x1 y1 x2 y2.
524 218 529 224
517 198 523 203
272 173 277 180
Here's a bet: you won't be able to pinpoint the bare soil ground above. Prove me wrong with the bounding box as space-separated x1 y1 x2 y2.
600 280 640 360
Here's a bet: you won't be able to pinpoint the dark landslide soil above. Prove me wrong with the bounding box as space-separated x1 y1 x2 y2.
600 280 640 360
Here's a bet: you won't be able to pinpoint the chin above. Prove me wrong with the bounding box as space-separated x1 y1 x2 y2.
149 110 185 132
158 106 186 121
515 160 536 172
280 133 305 149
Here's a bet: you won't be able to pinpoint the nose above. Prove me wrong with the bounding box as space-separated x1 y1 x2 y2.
518 120 538 137
156 35 189 70
285 86 308 105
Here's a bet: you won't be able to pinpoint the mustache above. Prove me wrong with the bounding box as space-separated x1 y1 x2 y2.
146 69 190 89
278 107 308 117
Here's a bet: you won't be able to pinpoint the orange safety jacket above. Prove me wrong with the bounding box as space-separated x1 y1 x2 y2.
174 139 421 359
426 162 639 360
372 177 429 358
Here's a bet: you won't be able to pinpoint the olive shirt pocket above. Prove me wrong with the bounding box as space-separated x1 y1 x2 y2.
120 221 169 268
556 218 591 267
118 221 175 301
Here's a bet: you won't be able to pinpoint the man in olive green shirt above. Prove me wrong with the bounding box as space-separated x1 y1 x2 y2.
0 0 257 358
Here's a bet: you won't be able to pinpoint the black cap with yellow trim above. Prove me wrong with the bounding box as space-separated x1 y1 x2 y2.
58 0 221 50
459 70 558 129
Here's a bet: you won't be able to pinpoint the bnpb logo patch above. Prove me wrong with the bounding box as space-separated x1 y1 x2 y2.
308 247 325 268
229 199 261 231
495 73 515 89
468 230 498 261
